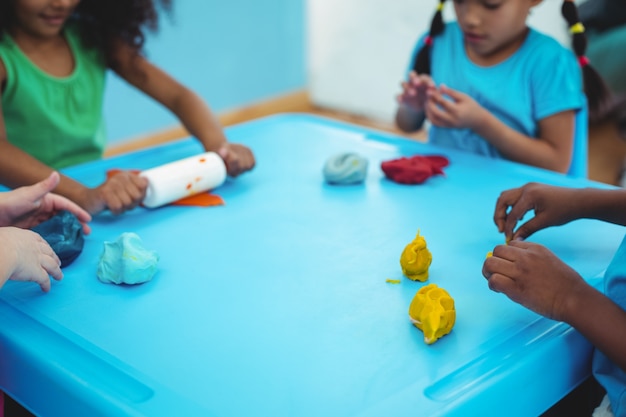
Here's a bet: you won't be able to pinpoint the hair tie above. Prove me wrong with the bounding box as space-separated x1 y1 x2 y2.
578 55 590 67
570 22 585 34
425 36 433 46
436 2 444 12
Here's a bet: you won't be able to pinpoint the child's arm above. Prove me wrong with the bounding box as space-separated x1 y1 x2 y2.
426 85 575 173
395 72 434 133
0 127 147 216
494 183 626 241
483 240 626 373
0 139 146 215
110 43 255 177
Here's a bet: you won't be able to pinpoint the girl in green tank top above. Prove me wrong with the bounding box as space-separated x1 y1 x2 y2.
0 0 255 215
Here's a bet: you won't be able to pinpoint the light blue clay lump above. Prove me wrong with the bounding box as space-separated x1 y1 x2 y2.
97 233 159 285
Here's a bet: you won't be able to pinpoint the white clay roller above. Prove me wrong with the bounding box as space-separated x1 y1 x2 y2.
140 152 227 208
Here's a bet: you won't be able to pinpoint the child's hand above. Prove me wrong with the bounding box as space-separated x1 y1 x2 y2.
483 240 586 321
425 84 486 129
396 71 436 112
217 143 255 177
90 171 148 215
0 172 92 234
494 183 581 242
0 227 62 292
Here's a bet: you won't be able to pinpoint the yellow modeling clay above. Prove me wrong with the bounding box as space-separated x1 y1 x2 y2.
385 279 401 284
400 230 432 281
408 284 456 344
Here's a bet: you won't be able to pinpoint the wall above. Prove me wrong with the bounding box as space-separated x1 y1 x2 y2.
308 0 571 124
104 0 306 143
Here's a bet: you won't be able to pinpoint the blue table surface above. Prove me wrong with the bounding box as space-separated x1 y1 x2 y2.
1 114 623 417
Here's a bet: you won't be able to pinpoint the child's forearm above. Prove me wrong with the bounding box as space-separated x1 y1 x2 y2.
572 188 626 226
471 110 570 173
169 88 228 152
562 283 626 373
0 142 57 189
0 142 95 212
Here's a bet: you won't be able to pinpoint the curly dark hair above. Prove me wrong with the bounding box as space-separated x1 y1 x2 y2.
0 0 172 67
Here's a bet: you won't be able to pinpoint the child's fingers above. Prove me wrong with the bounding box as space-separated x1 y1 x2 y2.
494 188 520 232
485 271 516 296
36 240 62 291
34 274 52 293
428 89 456 113
425 99 453 127
222 145 255 177
13 171 61 209
400 82 416 96
418 74 435 88
41 252 63 282
512 218 541 242
48 195 92 228
482 253 516 291
33 171 61 198
105 173 147 213
438 84 463 101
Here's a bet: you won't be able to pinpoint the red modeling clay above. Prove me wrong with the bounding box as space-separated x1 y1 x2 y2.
381 155 449 184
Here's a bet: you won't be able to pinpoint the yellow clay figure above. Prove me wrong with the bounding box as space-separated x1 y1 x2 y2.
408 284 456 344
400 231 432 281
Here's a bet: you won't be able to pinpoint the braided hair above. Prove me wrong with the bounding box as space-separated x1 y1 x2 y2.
412 0 611 119
561 0 610 119
412 0 446 76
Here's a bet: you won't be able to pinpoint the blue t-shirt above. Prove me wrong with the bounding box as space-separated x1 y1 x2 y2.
593 234 626 415
409 22 585 159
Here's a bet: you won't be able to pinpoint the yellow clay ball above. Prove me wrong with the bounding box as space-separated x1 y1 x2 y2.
400 231 432 281
408 283 456 344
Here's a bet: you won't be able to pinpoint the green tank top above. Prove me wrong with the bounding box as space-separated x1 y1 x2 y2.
0 26 107 169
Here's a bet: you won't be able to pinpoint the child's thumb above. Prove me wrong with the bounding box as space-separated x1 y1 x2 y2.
31 172 60 199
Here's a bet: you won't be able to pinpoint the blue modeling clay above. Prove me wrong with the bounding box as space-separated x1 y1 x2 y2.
31 210 84 267
97 233 159 285
323 152 368 184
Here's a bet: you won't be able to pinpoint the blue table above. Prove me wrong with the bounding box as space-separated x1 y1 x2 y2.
1 114 623 416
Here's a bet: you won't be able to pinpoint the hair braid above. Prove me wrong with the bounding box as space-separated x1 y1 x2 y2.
561 0 611 120
412 0 447 75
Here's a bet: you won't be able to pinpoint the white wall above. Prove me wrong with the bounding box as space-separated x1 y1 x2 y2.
308 0 570 124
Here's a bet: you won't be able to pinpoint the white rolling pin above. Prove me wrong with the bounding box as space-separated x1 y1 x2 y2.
140 152 227 208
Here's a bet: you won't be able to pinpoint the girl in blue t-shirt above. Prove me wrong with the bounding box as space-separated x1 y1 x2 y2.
396 0 610 175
